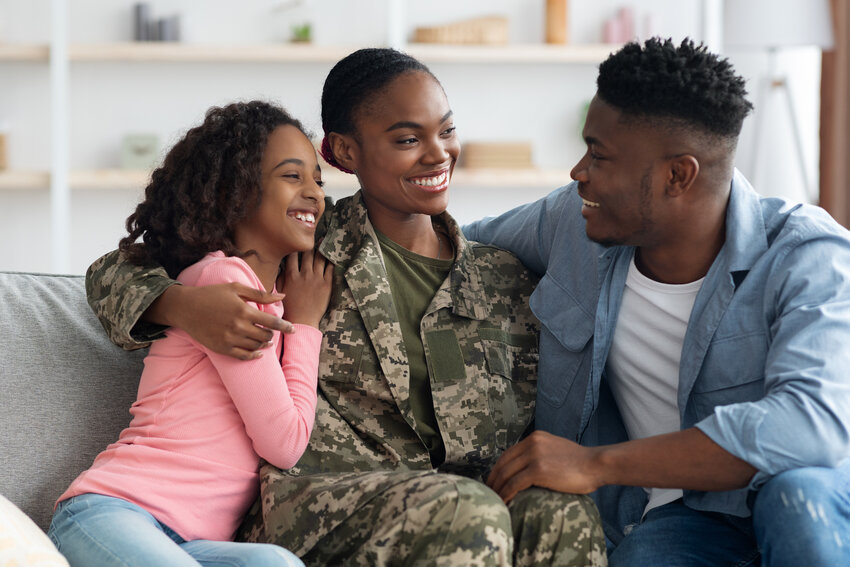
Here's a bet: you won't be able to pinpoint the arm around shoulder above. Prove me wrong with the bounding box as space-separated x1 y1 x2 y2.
86 249 177 350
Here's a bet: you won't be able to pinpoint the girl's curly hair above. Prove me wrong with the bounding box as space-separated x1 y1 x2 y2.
119 101 308 278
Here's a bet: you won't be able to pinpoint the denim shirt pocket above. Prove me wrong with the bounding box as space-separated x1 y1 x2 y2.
688 332 767 420
530 274 595 407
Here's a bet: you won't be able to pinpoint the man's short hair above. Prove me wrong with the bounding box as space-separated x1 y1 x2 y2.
597 38 753 140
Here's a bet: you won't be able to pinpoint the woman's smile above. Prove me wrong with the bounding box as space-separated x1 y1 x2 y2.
407 168 451 192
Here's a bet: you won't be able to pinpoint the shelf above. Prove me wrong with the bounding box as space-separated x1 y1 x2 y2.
0 171 49 190
0 168 572 191
406 43 619 64
70 43 356 63
0 42 619 65
0 44 50 61
70 169 151 189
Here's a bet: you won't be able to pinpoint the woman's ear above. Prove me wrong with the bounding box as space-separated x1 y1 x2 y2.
328 132 359 173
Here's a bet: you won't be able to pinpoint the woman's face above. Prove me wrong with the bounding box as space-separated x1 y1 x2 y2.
344 71 460 222
235 124 325 259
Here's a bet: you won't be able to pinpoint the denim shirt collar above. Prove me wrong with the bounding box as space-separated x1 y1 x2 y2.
721 170 770 275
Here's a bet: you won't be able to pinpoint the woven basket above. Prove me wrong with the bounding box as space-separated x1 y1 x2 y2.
412 16 509 45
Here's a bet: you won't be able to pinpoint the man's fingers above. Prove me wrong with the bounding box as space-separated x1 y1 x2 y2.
486 436 532 494
488 454 527 496
498 472 533 504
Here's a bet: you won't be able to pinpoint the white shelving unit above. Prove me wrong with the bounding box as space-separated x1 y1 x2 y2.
0 41 616 195
0 0 622 273
2 41 618 64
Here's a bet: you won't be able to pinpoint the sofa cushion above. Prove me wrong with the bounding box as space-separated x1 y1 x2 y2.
0 492 69 566
0 272 145 532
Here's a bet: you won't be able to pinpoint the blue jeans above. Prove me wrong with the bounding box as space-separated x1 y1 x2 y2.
608 464 850 567
48 493 303 567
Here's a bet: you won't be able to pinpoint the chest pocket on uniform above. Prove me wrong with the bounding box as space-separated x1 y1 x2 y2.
478 328 538 451
479 328 538 382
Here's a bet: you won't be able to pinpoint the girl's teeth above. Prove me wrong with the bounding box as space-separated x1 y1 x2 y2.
582 198 600 208
294 212 315 223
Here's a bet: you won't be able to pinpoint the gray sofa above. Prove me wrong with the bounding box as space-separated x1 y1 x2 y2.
0 271 146 533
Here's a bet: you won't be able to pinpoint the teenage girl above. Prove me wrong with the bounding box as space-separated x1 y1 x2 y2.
47 101 332 567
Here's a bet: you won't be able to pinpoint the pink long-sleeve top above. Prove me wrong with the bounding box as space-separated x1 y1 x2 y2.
58 251 322 541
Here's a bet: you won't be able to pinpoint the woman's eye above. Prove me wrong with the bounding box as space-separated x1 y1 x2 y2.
398 137 418 145
315 179 325 188
442 126 457 136
282 173 301 180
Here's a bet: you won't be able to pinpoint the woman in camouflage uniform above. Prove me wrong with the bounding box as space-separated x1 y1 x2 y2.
86 48 605 566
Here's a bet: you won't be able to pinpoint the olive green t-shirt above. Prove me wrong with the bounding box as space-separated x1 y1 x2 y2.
375 229 453 467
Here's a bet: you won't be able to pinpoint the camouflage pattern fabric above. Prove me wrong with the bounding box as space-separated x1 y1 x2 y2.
85 192 606 566
240 470 605 566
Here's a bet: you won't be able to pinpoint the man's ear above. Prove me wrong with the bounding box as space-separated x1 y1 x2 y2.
328 132 359 173
667 154 699 197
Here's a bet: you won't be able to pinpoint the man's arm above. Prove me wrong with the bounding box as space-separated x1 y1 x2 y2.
463 183 580 277
486 428 757 503
86 250 292 359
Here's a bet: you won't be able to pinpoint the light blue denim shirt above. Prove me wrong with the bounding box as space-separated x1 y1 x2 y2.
464 171 850 542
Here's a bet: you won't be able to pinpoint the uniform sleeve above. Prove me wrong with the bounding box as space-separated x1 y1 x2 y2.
85 249 178 350
462 183 577 277
191 258 322 470
697 231 850 488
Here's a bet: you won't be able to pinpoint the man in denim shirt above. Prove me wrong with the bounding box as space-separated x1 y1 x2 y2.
468 38 850 566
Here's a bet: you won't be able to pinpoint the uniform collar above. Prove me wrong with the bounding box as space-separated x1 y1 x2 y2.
318 191 487 321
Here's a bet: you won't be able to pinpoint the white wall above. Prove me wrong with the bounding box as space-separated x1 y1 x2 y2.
0 0 824 274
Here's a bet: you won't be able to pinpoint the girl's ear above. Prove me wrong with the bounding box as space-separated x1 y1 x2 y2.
328 132 359 173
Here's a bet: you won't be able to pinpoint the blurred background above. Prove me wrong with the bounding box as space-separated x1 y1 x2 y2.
0 0 844 274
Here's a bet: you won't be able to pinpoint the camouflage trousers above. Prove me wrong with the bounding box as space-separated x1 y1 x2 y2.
239 469 606 566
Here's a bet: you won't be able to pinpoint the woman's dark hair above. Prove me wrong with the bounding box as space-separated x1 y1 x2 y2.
319 47 435 173
597 37 753 140
119 100 307 278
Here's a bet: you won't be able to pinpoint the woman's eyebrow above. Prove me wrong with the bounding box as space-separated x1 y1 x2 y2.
384 111 454 133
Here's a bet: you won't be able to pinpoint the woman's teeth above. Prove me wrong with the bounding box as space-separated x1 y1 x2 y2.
411 172 448 187
582 198 600 208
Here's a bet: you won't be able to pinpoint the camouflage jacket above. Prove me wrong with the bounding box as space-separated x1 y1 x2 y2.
87 192 540 542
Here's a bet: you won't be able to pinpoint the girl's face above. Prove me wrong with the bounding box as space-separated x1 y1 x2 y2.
235 124 325 259
341 71 460 223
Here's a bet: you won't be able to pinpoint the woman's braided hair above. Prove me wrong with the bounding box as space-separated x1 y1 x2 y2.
319 47 435 173
119 100 308 278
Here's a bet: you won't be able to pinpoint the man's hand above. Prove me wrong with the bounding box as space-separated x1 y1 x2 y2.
486 428 758 504
146 283 294 360
486 430 602 503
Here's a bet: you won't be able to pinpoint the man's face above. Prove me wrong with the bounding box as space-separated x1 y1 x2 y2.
571 96 670 248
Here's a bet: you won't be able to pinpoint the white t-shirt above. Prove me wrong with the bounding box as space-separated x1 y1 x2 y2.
605 256 704 516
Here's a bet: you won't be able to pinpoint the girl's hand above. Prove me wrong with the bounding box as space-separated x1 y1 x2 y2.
278 248 333 328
